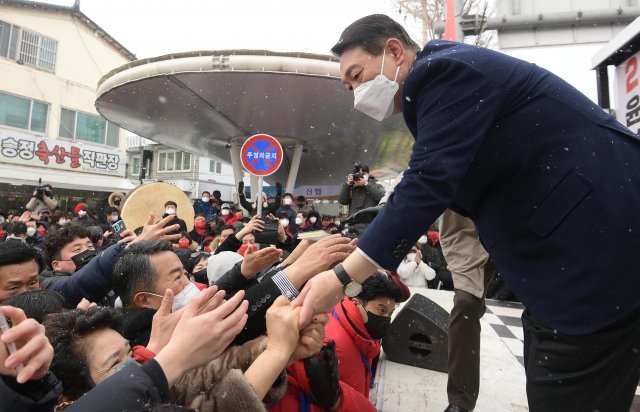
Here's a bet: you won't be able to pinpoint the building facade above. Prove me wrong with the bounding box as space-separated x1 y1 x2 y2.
125 134 240 202
0 0 135 214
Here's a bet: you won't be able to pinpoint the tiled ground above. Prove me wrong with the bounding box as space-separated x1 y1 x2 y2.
483 298 640 412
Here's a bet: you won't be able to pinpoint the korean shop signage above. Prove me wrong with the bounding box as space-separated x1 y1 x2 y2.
0 128 125 177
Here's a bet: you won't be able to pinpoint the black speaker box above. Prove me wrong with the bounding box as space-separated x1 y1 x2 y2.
381 293 449 372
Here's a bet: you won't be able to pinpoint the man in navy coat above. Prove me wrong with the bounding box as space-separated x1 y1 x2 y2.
290 14 640 412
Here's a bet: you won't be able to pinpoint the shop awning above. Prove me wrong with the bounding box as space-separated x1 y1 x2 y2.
0 164 136 193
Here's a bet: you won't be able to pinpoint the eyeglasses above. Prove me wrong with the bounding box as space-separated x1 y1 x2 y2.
190 251 211 259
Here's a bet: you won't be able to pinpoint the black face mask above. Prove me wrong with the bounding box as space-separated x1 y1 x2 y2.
192 268 208 283
364 311 391 340
71 249 98 271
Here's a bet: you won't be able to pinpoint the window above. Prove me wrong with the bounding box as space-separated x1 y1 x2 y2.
157 151 191 172
131 156 141 176
0 20 57 72
58 108 120 147
209 160 222 174
0 91 48 133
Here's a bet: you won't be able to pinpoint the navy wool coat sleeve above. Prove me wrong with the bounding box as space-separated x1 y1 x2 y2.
358 41 640 335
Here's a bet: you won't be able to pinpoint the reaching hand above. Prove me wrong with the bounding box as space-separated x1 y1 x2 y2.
76 299 97 310
265 297 301 357
289 313 328 364
153 287 248 385
117 229 137 245
241 247 283 279
277 223 288 243
18 211 31 223
286 235 355 280
0 306 53 383
236 215 265 240
146 289 181 354
292 269 344 329
131 213 181 244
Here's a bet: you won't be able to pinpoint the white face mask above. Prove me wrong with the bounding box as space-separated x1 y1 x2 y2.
26 227 37 237
309 216 318 224
78 210 87 217
202 197 210 202
283 198 292 206
406 253 417 262
58 219 67 226
221 209 230 216
363 174 370 183
418 235 428 245
172 282 200 312
334 220 340 226
165 208 176 215
353 48 401 122
279 219 289 227
295 217 303 225
111 215 119 223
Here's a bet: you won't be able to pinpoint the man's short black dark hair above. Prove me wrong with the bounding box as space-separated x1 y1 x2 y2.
43 225 91 266
164 200 177 208
212 190 221 198
106 207 119 215
6 221 27 235
202 191 210 196
87 226 104 243
0 240 42 272
357 273 404 304
194 213 205 219
331 14 421 57
44 307 122 401
43 184 53 191
217 224 235 235
112 240 174 307
4 290 65 323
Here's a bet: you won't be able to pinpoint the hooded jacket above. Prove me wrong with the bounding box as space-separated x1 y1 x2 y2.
325 298 381 398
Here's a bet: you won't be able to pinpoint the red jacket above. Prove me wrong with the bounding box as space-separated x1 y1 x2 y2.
268 360 375 412
325 298 381 398
221 214 238 225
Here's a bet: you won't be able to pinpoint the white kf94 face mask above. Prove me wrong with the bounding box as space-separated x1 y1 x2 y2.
353 48 401 122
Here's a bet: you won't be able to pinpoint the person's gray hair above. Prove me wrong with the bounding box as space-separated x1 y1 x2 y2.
112 239 174 307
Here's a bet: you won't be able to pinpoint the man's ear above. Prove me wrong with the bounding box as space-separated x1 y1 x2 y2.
386 38 406 66
133 292 154 309
51 260 61 271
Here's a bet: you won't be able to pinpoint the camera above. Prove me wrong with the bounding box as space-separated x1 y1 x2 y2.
33 179 51 199
35 186 48 199
352 161 363 183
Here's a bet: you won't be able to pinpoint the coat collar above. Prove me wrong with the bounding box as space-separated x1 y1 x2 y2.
333 298 380 359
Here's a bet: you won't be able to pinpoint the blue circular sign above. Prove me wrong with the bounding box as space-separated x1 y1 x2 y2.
240 134 283 176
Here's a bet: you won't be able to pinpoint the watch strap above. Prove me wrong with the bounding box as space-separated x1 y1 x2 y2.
333 263 352 287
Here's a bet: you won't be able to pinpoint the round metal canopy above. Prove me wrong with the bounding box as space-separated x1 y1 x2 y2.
95 50 413 186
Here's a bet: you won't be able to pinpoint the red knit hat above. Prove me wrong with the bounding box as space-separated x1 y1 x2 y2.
74 203 87 214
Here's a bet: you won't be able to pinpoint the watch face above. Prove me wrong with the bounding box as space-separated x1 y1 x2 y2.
345 282 363 297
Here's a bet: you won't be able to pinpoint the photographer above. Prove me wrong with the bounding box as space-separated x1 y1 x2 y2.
26 184 58 215
338 163 385 215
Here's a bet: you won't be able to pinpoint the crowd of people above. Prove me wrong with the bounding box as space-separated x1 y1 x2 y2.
2 10 636 412
0 175 464 412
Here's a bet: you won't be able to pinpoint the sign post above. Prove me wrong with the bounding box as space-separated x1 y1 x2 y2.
240 134 283 216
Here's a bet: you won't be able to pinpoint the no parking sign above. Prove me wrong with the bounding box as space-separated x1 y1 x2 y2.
240 134 283 215
240 134 283 176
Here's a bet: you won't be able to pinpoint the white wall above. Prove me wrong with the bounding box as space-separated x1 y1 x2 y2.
0 5 132 151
